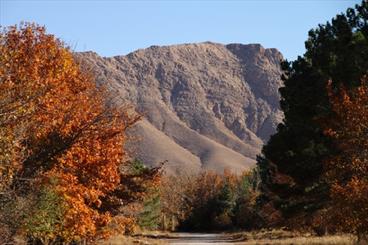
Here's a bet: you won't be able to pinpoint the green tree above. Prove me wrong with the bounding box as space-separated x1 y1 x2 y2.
232 170 260 229
24 182 65 244
131 159 162 230
138 191 161 230
212 182 236 230
257 1 368 227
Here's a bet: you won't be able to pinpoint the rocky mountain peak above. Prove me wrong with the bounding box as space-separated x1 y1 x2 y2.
76 42 284 174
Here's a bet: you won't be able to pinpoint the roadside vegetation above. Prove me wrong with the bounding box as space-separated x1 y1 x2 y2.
158 168 260 232
1 1 368 244
257 1 368 242
0 24 161 244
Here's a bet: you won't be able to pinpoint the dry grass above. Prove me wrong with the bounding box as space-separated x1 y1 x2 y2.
239 236 354 244
100 229 355 245
99 231 169 245
233 230 355 244
230 229 355 244
99 235 167 245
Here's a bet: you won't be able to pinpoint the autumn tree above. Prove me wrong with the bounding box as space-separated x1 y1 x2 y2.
0 23 142 243
178 170 231 231
160 169 260 231
160 171 199 230
257 0 368 227
321 77 368 243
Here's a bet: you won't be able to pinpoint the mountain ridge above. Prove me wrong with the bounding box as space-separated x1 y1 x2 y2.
76 42 283 173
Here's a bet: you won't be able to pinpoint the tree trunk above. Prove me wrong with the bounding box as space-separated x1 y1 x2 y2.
171 215 176 231
162 214 167 231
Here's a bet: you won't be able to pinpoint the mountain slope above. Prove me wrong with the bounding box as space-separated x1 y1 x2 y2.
77 42 283 173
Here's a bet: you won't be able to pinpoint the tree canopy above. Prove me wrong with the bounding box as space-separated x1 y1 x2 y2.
0 23 153 243
257 0 368 227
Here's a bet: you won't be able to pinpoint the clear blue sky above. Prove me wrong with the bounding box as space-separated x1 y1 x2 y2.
1 0 360 60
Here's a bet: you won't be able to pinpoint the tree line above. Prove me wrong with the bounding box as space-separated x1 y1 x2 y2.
257 1 368 242
1 0 368 243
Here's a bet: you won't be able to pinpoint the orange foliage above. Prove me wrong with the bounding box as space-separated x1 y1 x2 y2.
322 77 368 237
0 23 140 242
160 169 258 231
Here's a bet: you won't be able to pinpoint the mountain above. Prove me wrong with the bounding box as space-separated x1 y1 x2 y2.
76 42 283 174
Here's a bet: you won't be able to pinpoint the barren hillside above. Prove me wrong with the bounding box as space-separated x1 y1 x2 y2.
77 42 283 173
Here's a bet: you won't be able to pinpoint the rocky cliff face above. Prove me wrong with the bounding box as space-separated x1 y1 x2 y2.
77 42 283 174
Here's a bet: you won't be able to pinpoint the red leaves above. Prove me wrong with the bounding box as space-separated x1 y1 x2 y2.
321 76 368 234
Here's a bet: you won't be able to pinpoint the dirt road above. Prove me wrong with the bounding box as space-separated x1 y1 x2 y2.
164 233 242 244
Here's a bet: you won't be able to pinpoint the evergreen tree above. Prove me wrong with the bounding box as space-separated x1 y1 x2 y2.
212 182 236 229
130 159 162 230
258 1 368 226
232 170 260 229
138 191 161 230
